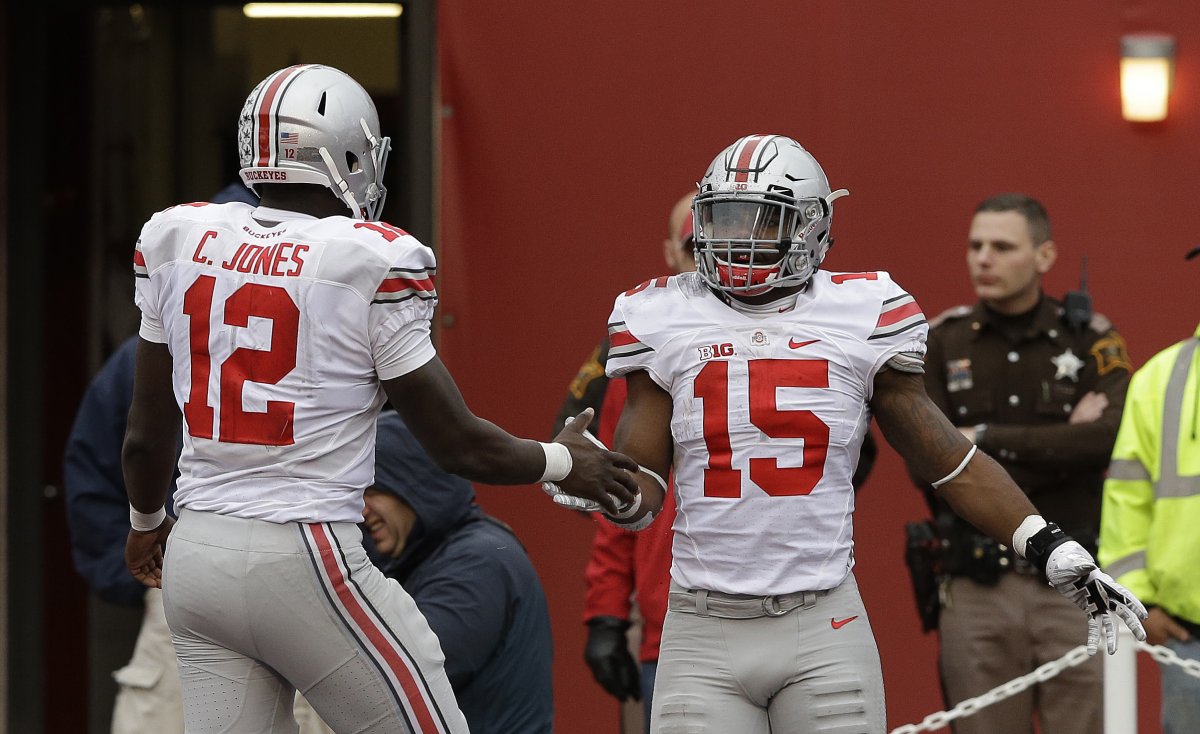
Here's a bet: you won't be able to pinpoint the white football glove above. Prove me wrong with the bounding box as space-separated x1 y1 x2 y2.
541 480 604 511
543 416 621 513
1045 540 1148 655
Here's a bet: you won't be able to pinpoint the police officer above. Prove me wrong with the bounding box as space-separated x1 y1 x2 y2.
921 193 1132 734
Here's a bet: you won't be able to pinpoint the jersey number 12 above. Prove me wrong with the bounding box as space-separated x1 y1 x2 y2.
182 274 299 445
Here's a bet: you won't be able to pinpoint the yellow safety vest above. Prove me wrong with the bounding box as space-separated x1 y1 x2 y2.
1099 323 1200 625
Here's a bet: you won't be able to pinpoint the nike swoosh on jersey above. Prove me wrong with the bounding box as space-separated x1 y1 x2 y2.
788 338 820 349
831 615 859 629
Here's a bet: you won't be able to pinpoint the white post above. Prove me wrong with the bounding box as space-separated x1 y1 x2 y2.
1104 625 1138 734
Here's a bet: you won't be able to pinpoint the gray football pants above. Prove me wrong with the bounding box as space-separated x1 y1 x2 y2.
651 572 885 734
162 508 469 734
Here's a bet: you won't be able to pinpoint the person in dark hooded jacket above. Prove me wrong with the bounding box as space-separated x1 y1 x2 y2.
295 410 554 734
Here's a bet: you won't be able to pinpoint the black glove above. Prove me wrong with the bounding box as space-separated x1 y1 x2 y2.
584 616 641 701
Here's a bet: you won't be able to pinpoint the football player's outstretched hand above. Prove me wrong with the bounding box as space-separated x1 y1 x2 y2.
1045 541 1148 655
553 408 639 514
542 413 604 511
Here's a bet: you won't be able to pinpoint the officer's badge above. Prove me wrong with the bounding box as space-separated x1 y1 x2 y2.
751 330 768 346
1090 334 1132 376
1051 348 1085 382
946 358 973 393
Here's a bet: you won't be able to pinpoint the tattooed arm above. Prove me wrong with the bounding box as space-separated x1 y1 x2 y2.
873 366 1149 653
870 367 1038 543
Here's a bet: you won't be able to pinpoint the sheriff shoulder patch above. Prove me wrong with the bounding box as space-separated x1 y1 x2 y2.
568 345 605 399
1090 333 1132 376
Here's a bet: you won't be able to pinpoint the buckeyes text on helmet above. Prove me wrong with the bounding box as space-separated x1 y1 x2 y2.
693 134 848 296
237 64 391 221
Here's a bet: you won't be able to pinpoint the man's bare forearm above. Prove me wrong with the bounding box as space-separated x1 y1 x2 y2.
123 339 182 512
872 368 1038 545
604 370 674 528
384 357 546 483
122 429 178 512
935 453 1039 543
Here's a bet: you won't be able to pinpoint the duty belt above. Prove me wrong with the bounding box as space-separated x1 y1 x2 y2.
668 583 829 619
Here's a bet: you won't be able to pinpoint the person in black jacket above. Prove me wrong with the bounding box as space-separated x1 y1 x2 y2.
294 410 555 734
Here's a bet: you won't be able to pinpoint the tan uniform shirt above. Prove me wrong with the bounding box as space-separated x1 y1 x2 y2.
924 295 1132 546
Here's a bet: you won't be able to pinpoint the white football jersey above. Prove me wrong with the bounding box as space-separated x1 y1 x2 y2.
134 202 438 523
606 271 927 595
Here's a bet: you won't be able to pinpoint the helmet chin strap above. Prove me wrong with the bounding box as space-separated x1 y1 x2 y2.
313 121 390 221
360 119 390 221
318 146 366 219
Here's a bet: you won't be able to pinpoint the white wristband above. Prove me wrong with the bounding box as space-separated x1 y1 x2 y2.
538 442 573 483
1011 515 1048 559
639 465 668 493
931 445 977 489
608 491 642 520
130 505 167 532
607 465 666 520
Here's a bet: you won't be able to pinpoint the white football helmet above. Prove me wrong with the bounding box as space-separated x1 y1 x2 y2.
694 134 848 296
238 64 390 220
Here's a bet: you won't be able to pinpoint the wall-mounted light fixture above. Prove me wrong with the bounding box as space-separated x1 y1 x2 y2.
243 3 403 19
1120 34 1175 122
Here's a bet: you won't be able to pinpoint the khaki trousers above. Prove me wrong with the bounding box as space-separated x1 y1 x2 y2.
111 588 184 734
939 573 1103 734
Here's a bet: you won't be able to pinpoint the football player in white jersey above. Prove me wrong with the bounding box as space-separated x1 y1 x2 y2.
576 134 1147 733
121 64 638 734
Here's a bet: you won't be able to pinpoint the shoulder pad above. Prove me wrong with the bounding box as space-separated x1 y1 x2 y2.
1088 312 1113 333
346 220 412 243
618 275 673 300
929 305 972 329
161 201 214 214
305 217 412 244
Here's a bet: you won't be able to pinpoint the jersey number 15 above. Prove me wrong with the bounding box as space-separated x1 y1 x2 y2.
695 358 829 497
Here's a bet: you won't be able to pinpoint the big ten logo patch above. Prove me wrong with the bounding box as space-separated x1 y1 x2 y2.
698 343 735 361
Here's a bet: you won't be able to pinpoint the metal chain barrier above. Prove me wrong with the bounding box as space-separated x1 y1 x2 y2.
889 641 1200 734
1138 640 1200 681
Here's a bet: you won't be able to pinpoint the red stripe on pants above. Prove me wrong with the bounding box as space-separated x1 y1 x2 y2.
309 524 440 733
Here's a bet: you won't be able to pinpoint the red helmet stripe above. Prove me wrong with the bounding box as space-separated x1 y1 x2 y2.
255 65 307 167
733 135 768 183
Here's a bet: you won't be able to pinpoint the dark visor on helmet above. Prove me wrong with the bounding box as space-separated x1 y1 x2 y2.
698 197 826 244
